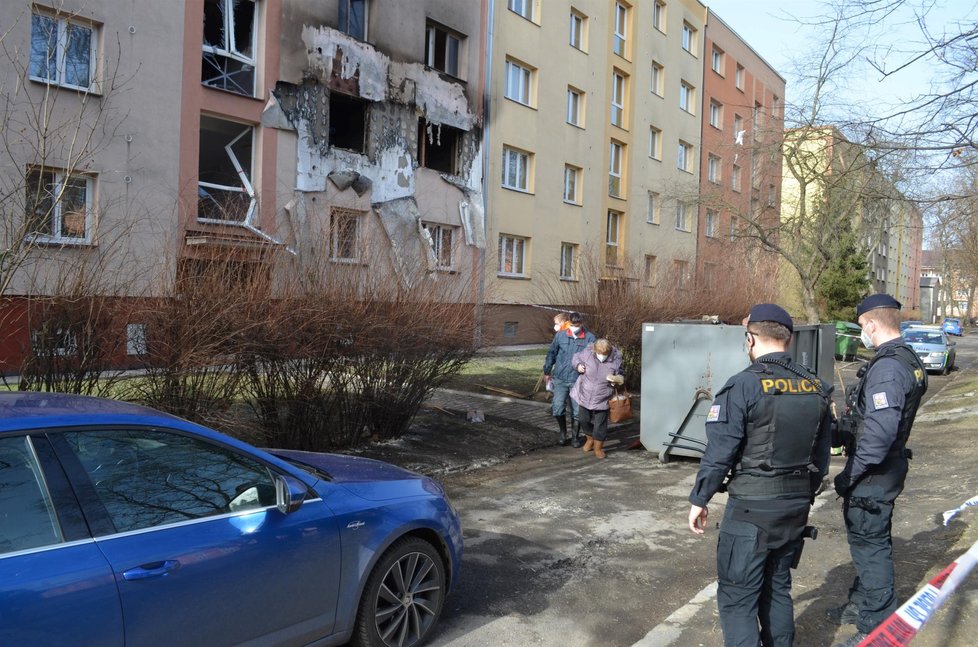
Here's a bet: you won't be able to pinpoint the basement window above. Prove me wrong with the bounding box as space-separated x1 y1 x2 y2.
329 92 368 153
197 116 256 224
202 0 257 96
417 119 460 175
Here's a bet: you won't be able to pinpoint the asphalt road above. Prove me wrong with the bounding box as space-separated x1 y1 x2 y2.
429 334 978 646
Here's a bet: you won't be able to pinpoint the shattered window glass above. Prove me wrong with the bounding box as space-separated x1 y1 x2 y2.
29 12 95 90
425 22 462 78
331 209 361 261
197 116 255 223
423 223 454 269
202 0 256 96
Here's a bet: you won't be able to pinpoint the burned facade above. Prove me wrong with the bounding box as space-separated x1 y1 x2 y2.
268 2 487 292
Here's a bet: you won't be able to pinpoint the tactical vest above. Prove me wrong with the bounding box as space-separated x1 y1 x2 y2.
727 358 830 497
845 342 927 459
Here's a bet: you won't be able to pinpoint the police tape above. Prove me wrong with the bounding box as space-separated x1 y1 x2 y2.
857 496 978 646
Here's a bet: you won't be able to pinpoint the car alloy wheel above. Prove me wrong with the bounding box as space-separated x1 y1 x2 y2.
355 537 446 647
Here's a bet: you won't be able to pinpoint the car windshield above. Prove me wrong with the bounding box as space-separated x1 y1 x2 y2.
904 331 945 345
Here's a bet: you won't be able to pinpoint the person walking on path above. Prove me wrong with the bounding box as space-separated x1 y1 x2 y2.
829 294 928 647
542 312 596 447
687 304 833 647
570 339 624 459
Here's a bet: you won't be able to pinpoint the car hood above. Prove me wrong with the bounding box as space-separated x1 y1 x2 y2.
269 449 437 501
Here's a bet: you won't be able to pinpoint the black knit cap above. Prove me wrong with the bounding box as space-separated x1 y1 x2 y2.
856 293 901 318
746 303 794 333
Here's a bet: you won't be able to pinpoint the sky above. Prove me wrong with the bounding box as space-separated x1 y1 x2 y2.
703 0 973 118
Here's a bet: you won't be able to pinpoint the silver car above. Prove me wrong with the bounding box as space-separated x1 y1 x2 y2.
902 326 956 374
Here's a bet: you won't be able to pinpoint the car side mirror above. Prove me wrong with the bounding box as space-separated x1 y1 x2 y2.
275 474 308 514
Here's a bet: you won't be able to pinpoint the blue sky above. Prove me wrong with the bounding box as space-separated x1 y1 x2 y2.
703 0 972 116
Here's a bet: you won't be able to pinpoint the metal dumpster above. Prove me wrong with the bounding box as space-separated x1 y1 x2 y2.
640 323 834 462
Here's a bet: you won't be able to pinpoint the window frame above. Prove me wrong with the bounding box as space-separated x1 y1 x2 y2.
708 154 721 184
681 22 697 55
652 1 666 33
201 0 258 96
606 210 622 267
705 209 718 238
647 191 660 225
735 64 745 90
711 46 724 75
425 21 463 78
330 207 363 262
508 0 534 21
649 126 662 160
613 2 628 58
732 164 742 192
563 165 581 204
709 100 723 128
197 116 257 225
498 234 528 277
611 71 626 127
650 61 664 97
26 166 95 244
502 146 531 192
504 58 533 106
609 140 624 198
677 140 693 173
679 80 695 114
675 201 690 232
29 10 98 92
560 242 577 280
569 10 586 50
567 87 583 127
339 0 368 40
422 222 455 270
0 435 64 555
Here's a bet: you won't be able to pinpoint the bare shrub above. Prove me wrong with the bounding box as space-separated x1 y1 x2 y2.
539 247 775 387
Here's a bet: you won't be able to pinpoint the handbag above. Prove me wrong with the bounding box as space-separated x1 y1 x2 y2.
608 386 632 423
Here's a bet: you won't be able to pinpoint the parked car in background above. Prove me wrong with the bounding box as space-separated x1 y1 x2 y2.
900 320 924 332
0 392 462 647
942 317 964 336
903 326 956 374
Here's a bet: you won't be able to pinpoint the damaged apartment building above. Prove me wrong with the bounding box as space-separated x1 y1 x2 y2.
267 1 487 294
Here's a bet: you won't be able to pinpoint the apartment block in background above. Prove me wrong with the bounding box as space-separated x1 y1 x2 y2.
484 0 708 344
696 10 785 297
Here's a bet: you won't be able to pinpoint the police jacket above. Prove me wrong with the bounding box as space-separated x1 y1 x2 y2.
688 352 833 508
543 328 597 382
841 337 927 486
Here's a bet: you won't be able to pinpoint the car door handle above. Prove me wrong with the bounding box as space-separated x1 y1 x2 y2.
123 560 181 581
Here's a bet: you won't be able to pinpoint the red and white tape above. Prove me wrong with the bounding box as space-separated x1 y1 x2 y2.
857 496 978 646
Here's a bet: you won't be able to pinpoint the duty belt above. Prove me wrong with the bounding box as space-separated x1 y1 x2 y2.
727 471 814 497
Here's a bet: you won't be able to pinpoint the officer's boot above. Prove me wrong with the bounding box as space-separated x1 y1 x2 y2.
593 439 606 459
555 415 569 446
582 435 594 452
571 418 584 448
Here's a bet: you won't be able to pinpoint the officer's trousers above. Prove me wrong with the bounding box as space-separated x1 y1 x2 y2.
716 502 806 647
843 470 905 634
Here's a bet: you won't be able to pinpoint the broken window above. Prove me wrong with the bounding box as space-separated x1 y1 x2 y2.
26 167 94 242
329 92 368 153
29 11 96 91
197 116 256 224
423 223 455 269
338 0 368 40
331 208 362 262
425 21 462 78
417 119 460 175
202 0 257 96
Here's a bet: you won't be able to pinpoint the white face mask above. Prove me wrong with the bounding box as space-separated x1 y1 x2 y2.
554 324 561 332
860 329 875 350
596 353 609 362
569 326 582 334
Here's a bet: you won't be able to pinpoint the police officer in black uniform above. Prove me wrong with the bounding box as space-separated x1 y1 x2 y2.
688 304 832 647
829 294 928 647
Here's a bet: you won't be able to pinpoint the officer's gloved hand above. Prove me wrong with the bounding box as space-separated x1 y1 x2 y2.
833 472 851 497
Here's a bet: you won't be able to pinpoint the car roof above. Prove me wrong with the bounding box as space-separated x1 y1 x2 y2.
0 392 189 434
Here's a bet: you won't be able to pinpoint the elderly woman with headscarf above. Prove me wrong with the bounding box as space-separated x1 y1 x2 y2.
569 338 624 459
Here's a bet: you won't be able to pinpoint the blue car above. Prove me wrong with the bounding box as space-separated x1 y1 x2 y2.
0 392 462 647
942 317 963 336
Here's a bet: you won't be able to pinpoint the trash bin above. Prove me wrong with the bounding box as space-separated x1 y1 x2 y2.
832 321 862 361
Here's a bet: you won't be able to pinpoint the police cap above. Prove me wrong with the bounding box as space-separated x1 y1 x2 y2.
746 304 794 333
856 293 901 318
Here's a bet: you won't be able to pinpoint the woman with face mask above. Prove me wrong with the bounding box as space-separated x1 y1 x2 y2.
569 339 625 459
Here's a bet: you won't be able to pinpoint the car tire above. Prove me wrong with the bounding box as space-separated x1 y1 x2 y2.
353 536 447 647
